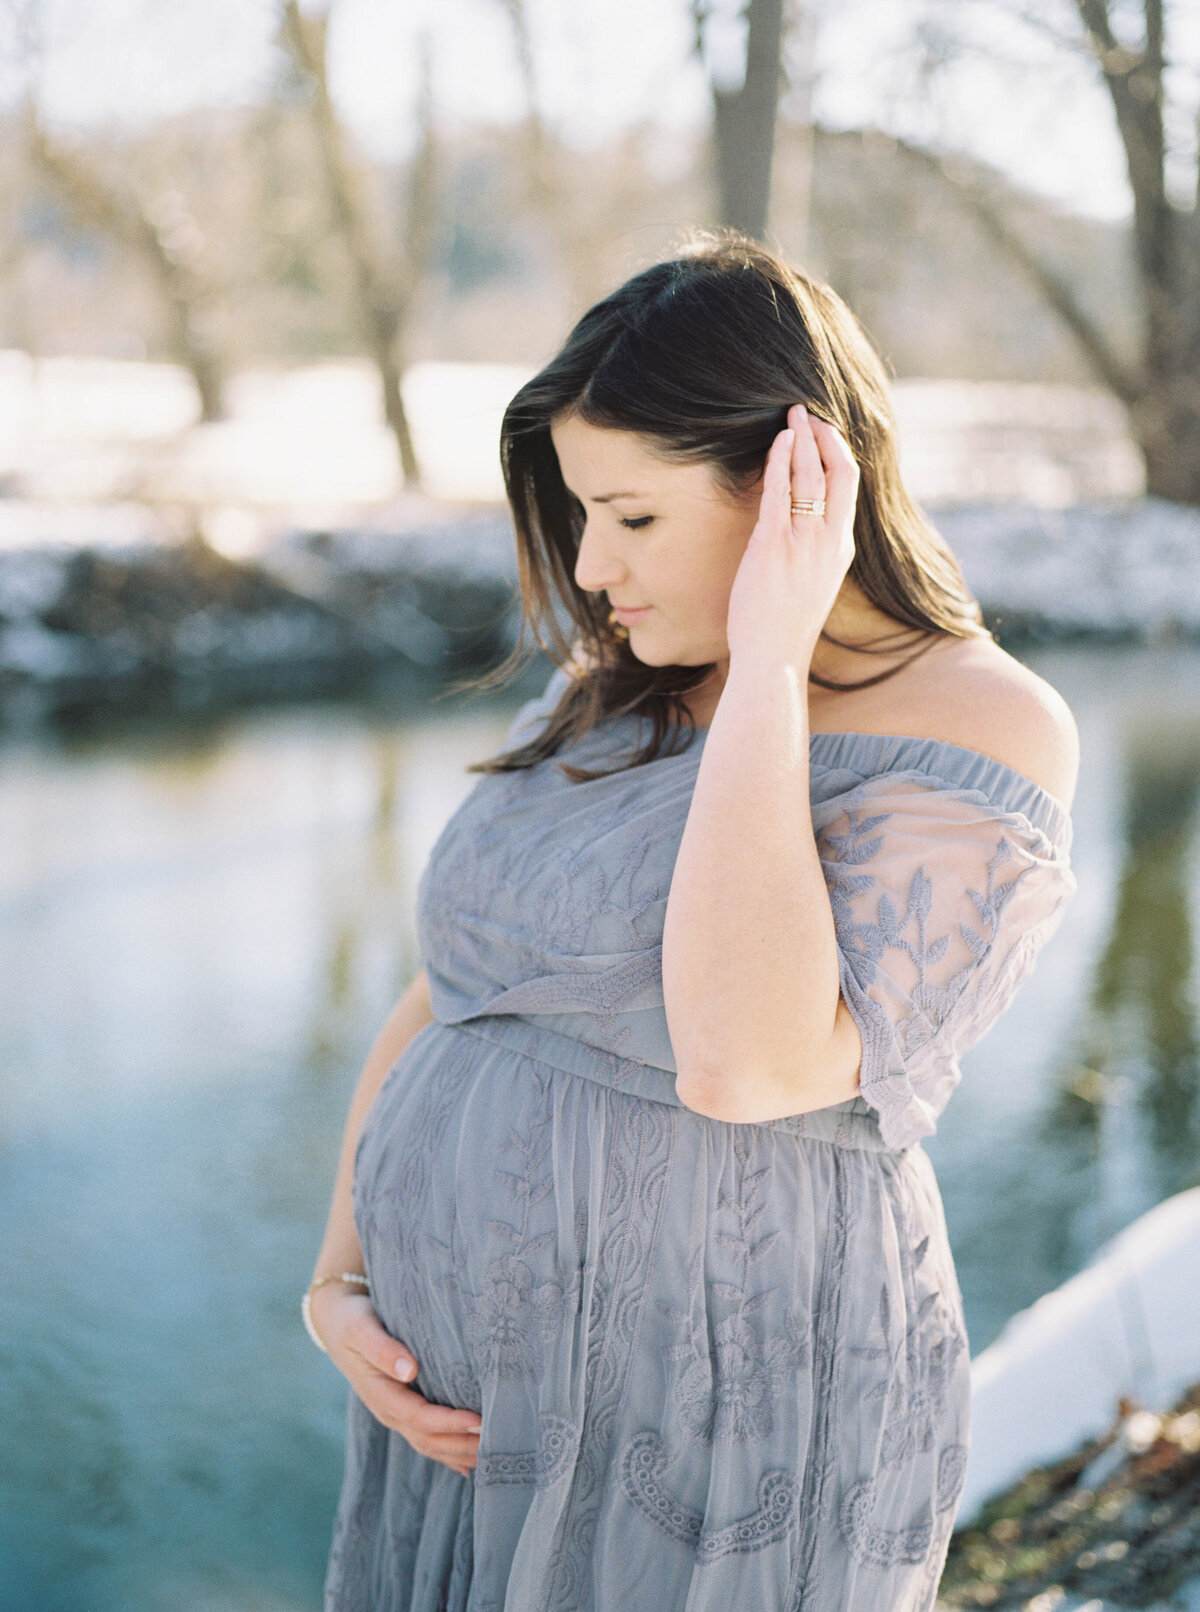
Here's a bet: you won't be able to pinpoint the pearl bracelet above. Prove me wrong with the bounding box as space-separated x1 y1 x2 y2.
302 1271 371 1355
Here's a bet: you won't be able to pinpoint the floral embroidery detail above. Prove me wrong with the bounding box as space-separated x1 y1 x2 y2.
839 1441 969 1571
936 1443 969 1513
822 795 1024 1055
476 1414 579 1490
661 1129 811 1446
535 1413 578 1488
618 1429 799 1562
815 775 1075 1151
848 1231 967 1469
456 1068 580 1386
464 1252 574 1382
675 1309 809 1444
477 1448 535 1487
839 1477 933 1569
617 1429 702 1550
542 1099 678 1607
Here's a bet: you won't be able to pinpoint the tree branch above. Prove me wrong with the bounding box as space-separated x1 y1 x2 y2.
24 104 226 419
1075 0 1172 309
279 0 422 485
895 133 1144 405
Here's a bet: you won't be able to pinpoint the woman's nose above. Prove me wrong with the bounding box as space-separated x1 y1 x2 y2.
573 521 627 593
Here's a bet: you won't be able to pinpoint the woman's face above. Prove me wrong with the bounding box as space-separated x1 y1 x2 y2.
550 412 761 669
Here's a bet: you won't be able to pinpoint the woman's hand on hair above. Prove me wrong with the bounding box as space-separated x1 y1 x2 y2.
725 402 860 671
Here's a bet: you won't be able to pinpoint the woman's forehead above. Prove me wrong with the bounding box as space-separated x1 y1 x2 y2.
550 416 709 494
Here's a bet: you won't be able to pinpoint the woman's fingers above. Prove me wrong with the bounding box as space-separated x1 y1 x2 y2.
401 1392 483 1438
319 1287 481 1476
755 426 795 536
807 414 860 533
359 1373 482 1468
787 403 825 498
342 1294 419 1381
767 426 795 498
357 1366 482 1437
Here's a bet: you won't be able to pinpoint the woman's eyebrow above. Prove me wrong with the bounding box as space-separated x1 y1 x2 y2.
570 486 648 499
560 479 645 503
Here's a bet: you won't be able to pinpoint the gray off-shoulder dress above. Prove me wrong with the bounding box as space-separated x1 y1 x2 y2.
323 663 1077 1612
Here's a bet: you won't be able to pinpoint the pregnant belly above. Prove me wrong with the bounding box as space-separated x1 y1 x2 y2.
351 1019 592 1416
349 1016 969 1483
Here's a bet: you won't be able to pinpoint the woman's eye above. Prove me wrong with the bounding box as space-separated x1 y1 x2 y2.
619 516 654 530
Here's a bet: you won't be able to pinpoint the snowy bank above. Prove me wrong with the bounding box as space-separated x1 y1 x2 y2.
960 1187 1200 1525
932 1190 1200 1611
3 495 1199 723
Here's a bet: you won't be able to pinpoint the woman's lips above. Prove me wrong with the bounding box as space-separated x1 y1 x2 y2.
612 605 652 623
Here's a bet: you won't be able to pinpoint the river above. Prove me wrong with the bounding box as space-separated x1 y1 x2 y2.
2 641 1198 1611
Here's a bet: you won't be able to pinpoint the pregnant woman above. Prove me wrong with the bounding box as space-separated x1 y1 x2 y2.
305 234 1079 1611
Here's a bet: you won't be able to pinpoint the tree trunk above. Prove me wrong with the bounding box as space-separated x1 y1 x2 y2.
1073 0 1200 503
897 121 1200 505
707 0 786 239
280 1 425 489
162 295 225 423
26 109 227 423
1133 376 1200 503
366 305 421 488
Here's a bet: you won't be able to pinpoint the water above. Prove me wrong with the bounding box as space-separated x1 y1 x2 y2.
2 643 1198 1611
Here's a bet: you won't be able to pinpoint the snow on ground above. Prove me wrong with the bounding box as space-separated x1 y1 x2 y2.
0 352 1148 555
2 354 1195 692
0 353 529 551
959 1188 1200 1525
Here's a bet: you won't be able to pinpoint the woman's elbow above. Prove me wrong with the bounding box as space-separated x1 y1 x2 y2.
674 1059 813 1124
674 1010 864 1123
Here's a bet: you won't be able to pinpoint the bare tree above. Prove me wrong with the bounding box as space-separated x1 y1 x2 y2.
778 0 820 257
905 0 1200 505
691 0 787 239
23 104 227 421
492 0 662 313
279 0 438 489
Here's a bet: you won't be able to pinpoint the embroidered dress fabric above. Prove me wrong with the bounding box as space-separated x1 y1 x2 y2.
323 664 1077 1612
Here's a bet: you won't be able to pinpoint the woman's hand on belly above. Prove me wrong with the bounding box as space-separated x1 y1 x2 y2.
310 1286 482 1477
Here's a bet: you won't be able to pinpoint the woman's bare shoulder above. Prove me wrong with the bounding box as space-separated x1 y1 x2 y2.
910 638 1080 811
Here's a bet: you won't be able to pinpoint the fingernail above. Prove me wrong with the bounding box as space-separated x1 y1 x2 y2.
396 1359 416 1381
466 1421 483 1432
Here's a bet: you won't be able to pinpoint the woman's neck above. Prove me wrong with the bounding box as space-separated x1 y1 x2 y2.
680 586 925 728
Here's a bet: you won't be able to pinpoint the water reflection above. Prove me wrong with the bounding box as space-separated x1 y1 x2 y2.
1049 722 1200 1193
304 732 414 1068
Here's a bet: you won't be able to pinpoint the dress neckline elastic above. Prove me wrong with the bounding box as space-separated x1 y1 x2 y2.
651 717 1074 851
535 665 1072 851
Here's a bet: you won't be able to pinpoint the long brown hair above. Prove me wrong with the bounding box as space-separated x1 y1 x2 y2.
462 230 990 782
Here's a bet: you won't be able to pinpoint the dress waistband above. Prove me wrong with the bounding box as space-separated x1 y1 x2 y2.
444 1014 899 1154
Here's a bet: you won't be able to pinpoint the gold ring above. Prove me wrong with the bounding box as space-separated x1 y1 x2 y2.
790 499 826 516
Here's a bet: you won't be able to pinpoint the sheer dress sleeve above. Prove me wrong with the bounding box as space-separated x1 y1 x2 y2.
812 760 1078 1151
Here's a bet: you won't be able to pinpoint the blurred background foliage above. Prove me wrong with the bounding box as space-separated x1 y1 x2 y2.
0 0 1194 497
